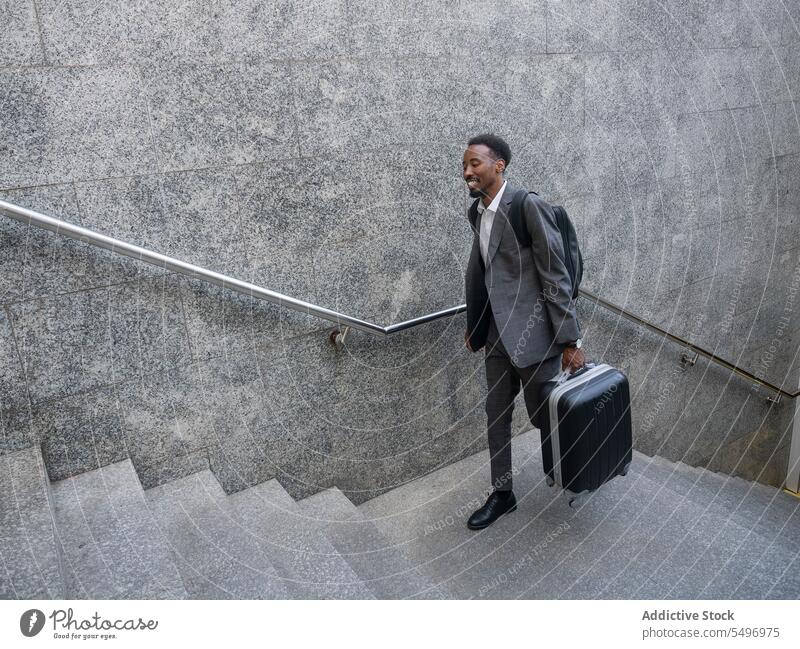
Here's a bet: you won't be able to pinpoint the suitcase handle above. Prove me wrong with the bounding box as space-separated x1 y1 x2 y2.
552 362 596 385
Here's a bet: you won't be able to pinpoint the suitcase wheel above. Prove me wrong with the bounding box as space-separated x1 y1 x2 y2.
567 490 591 509
545 476 555 487
620 462 630 477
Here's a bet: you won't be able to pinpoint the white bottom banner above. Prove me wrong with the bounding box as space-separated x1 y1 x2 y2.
2 600 797 648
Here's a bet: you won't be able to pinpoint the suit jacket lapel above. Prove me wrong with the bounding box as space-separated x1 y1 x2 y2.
468 199 481 234
486 186 514 264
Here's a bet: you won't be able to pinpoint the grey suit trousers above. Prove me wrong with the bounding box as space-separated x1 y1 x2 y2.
484 312 561 492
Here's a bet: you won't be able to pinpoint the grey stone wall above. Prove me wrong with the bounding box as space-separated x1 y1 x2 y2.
1 1 798 499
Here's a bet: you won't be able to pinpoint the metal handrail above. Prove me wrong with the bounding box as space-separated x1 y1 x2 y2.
0 198 463 337
577 288 798 400
1 198 796 399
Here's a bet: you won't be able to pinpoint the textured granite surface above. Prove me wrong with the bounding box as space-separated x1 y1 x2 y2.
298 486 446 598
0 183 111 305
145 469 294 599
0 446 64 599
0 1 798 498
34 387 132 481
140 63 297 171
9 278 190 406
225 479 376 598
0 67 157 189
0 1 45 66
50 458 187 598
0 309 28 417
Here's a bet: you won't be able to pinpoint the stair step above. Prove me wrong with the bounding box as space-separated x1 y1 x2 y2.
146 470 287 599
360 431 800 599
680 458 797 513
677 459 797 508
51 459 186 599
497 462 751 599
249 478 298 510
359 431 680 599
357 430 614 598
536 468 702 599
682 461 799 518
298 487 446 599
639 455 798 525
224 479 375 599
624 470 800 599
631 453 800 552
562 456 799 599
0 447 65 599
633 452 796 521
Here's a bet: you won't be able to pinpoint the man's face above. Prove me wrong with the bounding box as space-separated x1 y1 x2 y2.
462 144 505 198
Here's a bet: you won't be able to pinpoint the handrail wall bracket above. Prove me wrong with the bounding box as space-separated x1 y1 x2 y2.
680 351 699 368
329 326 351 350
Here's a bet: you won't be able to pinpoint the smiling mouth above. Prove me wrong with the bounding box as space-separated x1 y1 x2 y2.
466 177 480 189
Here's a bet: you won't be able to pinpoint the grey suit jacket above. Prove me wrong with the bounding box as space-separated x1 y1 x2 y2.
465 183 581 368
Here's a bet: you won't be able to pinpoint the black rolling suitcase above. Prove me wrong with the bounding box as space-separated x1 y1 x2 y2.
538 363 633 507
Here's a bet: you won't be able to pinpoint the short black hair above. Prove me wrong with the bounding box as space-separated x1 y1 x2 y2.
467 133 511 168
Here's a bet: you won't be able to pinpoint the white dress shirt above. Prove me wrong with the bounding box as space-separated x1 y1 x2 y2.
477 180 507 265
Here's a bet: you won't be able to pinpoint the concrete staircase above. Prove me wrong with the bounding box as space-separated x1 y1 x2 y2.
1 430 798 599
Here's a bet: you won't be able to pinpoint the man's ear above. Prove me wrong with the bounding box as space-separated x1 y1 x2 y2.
496 159 506 174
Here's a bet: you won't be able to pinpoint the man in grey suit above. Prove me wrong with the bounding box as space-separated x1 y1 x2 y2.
462 134 585 530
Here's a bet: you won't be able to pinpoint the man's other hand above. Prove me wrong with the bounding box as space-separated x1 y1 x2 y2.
562 346 586 371
464 331 482 353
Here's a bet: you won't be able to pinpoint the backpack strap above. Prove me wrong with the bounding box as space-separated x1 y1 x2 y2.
508 188 535 247
508 190 582 300
551 204 583 300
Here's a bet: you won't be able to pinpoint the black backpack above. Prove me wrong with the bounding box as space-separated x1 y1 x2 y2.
469 188 584 299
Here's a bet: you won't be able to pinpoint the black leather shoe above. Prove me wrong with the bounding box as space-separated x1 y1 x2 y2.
467 490 517 530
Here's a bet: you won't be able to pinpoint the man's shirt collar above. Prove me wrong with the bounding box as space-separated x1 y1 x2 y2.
476 180 508 215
